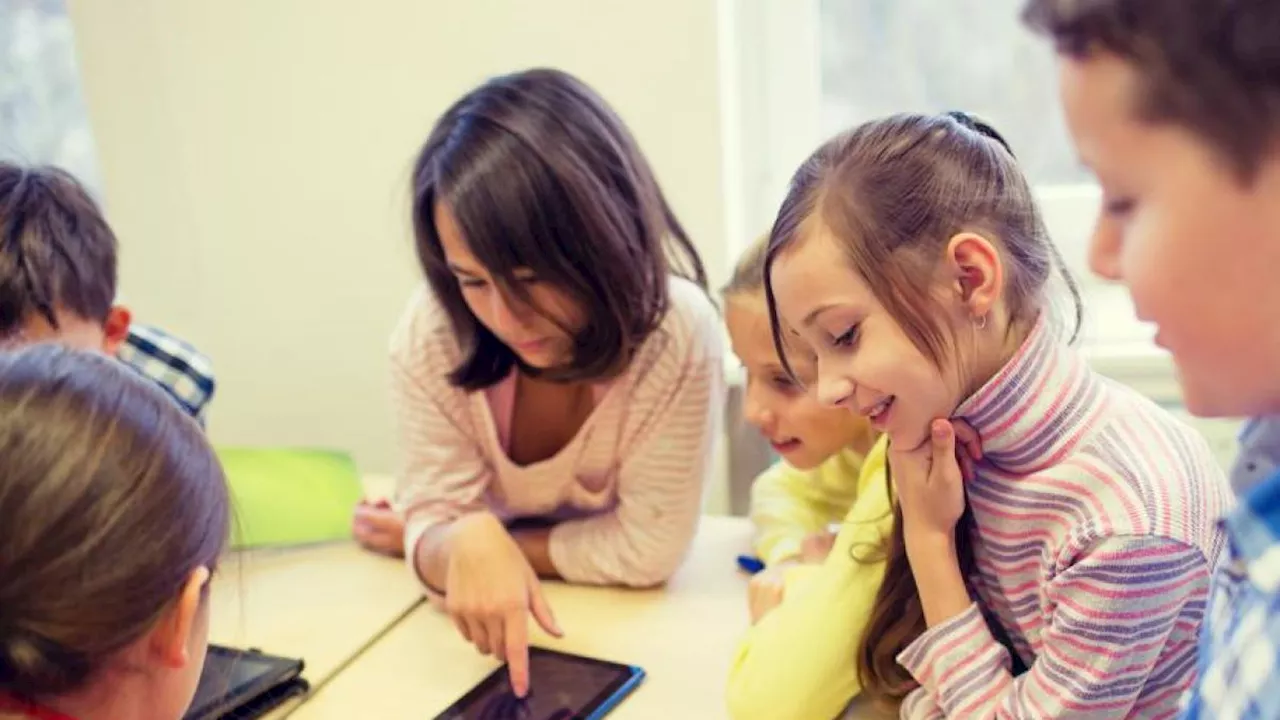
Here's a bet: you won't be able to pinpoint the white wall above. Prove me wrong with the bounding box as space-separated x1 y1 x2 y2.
67 0 731 476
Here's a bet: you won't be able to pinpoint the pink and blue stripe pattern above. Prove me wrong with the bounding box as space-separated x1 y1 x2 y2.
898 317 1232 719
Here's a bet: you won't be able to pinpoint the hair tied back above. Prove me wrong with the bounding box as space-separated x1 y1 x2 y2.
944 111 1016 159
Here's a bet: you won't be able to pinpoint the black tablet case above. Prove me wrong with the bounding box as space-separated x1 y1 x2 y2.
184 645 307 720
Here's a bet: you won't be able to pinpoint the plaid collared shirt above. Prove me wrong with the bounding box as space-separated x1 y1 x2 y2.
1183 469 1280 719
116 324 216 425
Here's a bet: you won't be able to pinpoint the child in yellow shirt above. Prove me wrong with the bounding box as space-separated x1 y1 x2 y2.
723 235 892 720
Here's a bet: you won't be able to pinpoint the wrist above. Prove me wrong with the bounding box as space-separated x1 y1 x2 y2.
904 528 957 563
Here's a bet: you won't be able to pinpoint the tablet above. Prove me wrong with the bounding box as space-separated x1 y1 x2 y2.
433 647 645 720
184 645 307 720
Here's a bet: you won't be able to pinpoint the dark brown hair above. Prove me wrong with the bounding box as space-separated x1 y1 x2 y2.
411 68 707 391
762 112 1082 705
0 163 118 341
1023 0 1280 182
0 345 229 703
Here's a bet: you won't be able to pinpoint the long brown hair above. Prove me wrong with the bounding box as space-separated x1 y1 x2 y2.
411 68 707 391
0 345 230 705
762 112 1082 704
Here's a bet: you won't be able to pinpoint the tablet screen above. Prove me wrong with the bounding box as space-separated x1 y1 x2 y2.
436 648 642 720
186 646 299 718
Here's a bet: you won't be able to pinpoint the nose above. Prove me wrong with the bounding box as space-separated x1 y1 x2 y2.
815 372 855 409
488 289 529 336
1088 215 1123 282
742 380 776 433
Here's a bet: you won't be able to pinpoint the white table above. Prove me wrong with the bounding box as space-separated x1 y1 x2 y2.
205 475 423 717
208 543 423 683
290 516 760 719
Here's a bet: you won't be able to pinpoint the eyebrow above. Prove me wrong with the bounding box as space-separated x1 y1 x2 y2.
447 263 482 278
801 303 837 328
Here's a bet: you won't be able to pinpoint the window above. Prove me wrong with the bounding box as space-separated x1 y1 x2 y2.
0 0 100 188
723 0 1169 387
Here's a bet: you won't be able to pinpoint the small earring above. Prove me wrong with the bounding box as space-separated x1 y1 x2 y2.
974 314 988 331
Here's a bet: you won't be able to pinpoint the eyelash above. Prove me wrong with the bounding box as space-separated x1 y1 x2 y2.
457 275 538 289
832 325 859 349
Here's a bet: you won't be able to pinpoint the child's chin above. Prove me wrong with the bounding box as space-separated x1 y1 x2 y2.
887 425 930 452
780 449 822 471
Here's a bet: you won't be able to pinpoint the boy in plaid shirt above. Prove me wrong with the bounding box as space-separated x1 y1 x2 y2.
1025 1 1280 717
0 163 215 423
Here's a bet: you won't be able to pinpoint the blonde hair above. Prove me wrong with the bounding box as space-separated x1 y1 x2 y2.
721 233 771 298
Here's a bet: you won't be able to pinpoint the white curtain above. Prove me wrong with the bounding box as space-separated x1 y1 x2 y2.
0 0 100 190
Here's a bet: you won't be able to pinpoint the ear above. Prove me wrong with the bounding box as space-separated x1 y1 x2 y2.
943 233 1004 321
148 566 210 670
101 305 132 355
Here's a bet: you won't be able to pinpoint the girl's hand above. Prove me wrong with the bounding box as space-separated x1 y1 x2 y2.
952 418 983 482
889 419 968 546
799 530 837 563
444 512 563 698
353 500 407 557
746 562 791 624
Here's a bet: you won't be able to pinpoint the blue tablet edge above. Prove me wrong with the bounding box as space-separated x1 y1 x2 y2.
584 665 646 720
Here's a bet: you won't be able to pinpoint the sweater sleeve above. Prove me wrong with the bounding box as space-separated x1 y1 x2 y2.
898 535 1211 719
388 294 494 571
749 448 864 567
547 286 725 587
726 439 891 720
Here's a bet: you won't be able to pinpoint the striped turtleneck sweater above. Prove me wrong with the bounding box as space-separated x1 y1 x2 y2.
898 317 1233 719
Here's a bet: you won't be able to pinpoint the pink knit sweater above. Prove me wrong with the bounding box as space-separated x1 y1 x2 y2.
391 277 724 587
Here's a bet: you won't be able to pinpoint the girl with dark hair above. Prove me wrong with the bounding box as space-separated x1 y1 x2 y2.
353 68 723 697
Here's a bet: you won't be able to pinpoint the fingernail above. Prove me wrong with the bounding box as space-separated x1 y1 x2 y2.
933 422 949 439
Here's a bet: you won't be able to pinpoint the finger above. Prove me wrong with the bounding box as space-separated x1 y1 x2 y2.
957 447 975 483
470 617 492 656
355 527 394 553
952 418 983 461
748 588 766 623
354 506 398 528
528 581 562 637
366 511 403 534
930 420 960 482
488 615 506 664
505 612 531 698
452 612 473 643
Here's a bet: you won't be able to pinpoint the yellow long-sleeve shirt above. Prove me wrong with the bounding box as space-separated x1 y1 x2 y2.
749 445 869 566
728 436 892 720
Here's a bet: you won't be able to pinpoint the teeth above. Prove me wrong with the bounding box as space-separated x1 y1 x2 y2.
868 398 892 418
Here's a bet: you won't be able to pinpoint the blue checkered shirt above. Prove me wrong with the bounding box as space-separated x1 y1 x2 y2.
1183 468 1280 719
116 324 216 425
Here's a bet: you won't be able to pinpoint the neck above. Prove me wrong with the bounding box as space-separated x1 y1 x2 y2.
954 312 1101 473
960 312 1034 403
518 369 592 396
39 673 168 720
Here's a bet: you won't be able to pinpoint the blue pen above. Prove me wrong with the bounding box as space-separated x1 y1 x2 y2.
736 554 765 575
